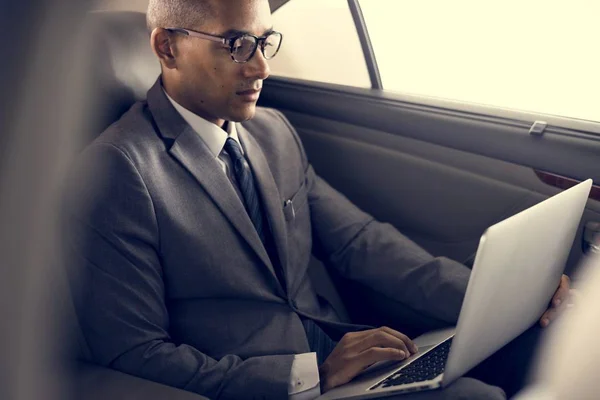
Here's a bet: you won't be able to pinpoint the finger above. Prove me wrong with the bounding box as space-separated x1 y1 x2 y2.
340 327 417 354
341 327 385 341
365 331 410 355
540 307 560 328
337 328 380 347
552 275 570 307
357 347 408 371
379 327 418 354
353 330 410 355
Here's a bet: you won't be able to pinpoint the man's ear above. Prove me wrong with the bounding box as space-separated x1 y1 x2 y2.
151 28 178 69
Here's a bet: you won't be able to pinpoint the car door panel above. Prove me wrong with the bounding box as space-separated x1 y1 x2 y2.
260 78 600 277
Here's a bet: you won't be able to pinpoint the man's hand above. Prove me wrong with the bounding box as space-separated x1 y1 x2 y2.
540 274 576 328
318 326 418 392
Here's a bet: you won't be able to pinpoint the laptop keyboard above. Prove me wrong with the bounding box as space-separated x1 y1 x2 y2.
371 338 453 390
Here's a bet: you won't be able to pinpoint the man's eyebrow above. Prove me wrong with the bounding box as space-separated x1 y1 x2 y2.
221 27 275 38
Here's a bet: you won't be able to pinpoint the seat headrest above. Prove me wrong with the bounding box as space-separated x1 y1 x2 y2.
82 11 160 139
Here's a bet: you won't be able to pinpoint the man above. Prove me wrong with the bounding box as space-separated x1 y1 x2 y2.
65 0 572 399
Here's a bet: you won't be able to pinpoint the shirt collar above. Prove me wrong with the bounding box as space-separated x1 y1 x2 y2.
163 89 240 158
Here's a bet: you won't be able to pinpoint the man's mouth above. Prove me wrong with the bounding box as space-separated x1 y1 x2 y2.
236 88 262 102
236 88 261 95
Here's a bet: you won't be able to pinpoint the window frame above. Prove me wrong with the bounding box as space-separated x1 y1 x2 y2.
347 0 382 89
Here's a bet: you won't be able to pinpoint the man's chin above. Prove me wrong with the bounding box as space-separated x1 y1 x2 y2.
229 103 257 122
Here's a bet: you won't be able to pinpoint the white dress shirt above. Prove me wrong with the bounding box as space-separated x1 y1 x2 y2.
164 90 321 399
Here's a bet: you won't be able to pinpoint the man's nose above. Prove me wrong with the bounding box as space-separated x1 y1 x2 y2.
243 47 271 80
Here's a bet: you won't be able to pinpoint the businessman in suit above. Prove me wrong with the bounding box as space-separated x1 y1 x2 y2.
65 0 573 399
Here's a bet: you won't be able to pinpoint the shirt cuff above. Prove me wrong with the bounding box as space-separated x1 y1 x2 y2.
288 352 321 398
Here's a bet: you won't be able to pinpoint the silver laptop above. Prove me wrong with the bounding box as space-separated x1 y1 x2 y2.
319 179 593 399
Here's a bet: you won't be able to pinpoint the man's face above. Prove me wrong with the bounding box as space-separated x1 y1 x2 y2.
170 0 273 125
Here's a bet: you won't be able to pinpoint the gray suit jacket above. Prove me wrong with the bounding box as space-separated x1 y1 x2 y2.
65 78 471 400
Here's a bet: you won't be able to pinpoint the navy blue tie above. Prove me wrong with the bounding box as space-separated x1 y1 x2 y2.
224 137 337 365
224 138 267 244
225 137 289 290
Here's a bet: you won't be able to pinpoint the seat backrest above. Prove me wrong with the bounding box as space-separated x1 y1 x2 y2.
66 10 160 361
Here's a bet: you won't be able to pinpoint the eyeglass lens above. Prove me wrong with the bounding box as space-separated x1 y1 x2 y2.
231 33 282 62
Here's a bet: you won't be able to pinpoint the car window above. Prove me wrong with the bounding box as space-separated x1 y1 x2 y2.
360 0 600 122
269 0 371 88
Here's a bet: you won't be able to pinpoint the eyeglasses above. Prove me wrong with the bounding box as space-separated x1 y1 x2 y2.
166 27 283 63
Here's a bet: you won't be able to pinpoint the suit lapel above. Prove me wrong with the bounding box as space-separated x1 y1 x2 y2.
146 79 284 293
237 124 290 282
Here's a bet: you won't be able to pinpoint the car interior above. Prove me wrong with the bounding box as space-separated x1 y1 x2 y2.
57 0 600 399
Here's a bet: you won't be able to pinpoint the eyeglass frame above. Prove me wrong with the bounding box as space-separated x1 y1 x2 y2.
165 27 283 64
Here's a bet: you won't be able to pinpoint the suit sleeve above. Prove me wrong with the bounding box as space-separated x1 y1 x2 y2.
64 143 294 400
273 110 471 325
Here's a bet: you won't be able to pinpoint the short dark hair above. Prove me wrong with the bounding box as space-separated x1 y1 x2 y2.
146 0 215 32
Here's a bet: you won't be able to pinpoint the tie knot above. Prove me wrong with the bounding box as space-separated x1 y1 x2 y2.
224 137 244 162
